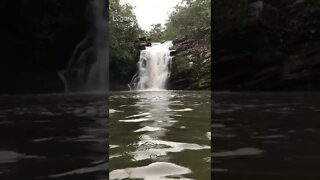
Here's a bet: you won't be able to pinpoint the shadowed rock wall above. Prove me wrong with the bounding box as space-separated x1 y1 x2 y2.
213 0 320 91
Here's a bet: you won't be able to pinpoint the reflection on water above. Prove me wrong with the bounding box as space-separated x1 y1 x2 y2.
110 162 192 180
0 93 107 179
110 91 211 180
213 92 320 180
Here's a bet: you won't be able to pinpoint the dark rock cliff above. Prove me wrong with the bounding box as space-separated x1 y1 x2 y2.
169 36 211 90
213 0 320 91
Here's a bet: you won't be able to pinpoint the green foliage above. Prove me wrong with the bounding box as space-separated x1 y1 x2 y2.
109 0 143 79
143 0 211 43
162 0 211 42
147 23 165 42
175 56 189 71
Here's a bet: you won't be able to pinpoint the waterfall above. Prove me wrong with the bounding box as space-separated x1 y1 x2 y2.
58 0 108 92
129 41 173 91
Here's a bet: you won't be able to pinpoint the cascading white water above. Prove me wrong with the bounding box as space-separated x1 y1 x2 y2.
85 0 108 91
129 41 173 91
58 0 108 92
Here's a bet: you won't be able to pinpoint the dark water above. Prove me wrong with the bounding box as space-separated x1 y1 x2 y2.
109 91 211 180
0 93 107 180
213 92 320 180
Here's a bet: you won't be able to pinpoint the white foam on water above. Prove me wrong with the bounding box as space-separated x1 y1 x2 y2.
109 145 120 149
109 109 123 114
167 108 193 112
125 112 151 118
119 118 150 122
134 126 166 132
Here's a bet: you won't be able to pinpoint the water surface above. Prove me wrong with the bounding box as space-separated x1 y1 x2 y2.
213 92 320 180
110 91 211 180
0 93 107 179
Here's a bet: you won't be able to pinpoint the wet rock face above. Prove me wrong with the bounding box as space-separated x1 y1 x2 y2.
168 37 211 90
135 37 151 50
213 0 320 91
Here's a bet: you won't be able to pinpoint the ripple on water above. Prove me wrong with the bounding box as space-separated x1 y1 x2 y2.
0 151 46 164
251 134 288 139
213 168 229 172
48 162 108 178
119 118 150 122
166 108 193 112
110 162 193 180
206 132 211 140
131 135 210 161
110 109 123 114
32 137 54 143
0 121 13 125
110 145 120 149
109 109 117 114
125 112 151 118
110 91 210 179
134 126 166 132
213 147 263 158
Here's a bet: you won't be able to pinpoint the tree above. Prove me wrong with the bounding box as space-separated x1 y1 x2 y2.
148 23 165 42
109 0 143 87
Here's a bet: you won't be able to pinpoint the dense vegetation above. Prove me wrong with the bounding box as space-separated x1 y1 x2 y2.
164 0 211 43
147 0 211 43
109 0 143 90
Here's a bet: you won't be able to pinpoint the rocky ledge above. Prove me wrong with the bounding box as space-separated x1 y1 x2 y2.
169 36 211 90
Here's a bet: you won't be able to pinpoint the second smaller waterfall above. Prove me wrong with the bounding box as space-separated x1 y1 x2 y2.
129 41 173 90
